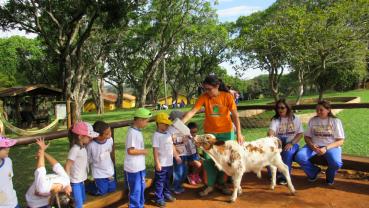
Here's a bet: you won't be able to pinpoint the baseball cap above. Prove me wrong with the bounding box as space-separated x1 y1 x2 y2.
156 112 172 125
134 108 152 119
0 136 17 148
169 110 185 121
71 121 99 138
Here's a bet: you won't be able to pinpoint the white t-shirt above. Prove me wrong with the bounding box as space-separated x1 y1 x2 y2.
152 131 174 167
0 158 18 208
26 163 70 208
305 117 345 147
269 116 304 143
87 138 114 179
67 144 88 183
124 127 146 173
168 126 196 156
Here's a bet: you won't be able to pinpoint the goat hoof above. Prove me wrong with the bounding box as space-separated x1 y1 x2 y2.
228 198 236 203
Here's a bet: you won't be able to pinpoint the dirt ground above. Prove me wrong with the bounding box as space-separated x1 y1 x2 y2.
117 168 369 208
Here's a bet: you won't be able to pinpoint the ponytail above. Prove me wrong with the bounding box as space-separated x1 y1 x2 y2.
202 75 229 92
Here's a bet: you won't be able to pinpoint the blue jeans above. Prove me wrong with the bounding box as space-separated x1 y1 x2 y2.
124 170 146 208
154 166 173 203
278 143 300 180
71 182 86 208
172 156 187 192
295 145 343 183
87 177 117 195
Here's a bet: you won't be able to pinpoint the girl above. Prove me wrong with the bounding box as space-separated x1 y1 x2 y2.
0 136 19 208
65 121 99 208
268 99 303 185
26 138 73 208
295 100 345 185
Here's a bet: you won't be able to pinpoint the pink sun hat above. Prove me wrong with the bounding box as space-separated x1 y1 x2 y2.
71 121 99 138
0 136 17 148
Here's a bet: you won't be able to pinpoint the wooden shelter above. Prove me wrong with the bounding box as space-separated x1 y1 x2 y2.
0 84 63 126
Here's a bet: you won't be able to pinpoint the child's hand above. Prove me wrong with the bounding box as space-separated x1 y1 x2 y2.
36 138 49 151
175 156 182 164
155 163 162 172
142 149 148 155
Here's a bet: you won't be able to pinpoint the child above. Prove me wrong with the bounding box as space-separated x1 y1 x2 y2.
86 120 116 195
124 108 152 208
0 136 19 208
167 111 188 194
186 122 202 185
26 138 73 208
65 121 99 208
153 112 180 207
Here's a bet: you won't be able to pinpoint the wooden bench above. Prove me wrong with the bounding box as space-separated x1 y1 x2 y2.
84 179 153 208
309 154 369 172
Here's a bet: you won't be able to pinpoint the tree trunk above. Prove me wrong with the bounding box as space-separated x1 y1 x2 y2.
295 70 304 105
115 82 124 109
96 78 104 114
138 83 148 107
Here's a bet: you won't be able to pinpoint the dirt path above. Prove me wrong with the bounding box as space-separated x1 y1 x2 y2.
117 168 369 208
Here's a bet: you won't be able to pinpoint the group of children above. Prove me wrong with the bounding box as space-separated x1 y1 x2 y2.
0 108 201 208
124 109 202 208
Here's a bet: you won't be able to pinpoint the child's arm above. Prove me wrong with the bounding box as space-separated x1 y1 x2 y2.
153 147 161 171
127 147 148 155
65 159 74 176
44 152 59 166
173 145 182 164
35 138 48 168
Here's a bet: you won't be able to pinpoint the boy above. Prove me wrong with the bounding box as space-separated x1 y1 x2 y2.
124 108 152 208
153 112 181 207
86 121 116 195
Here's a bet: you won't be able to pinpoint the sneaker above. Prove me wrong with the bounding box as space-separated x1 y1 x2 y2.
173 188 185 195
194 173 202 184
165 195 176 202
308 168 321 182
153 200 166 207
187 174 196 185
278 179 287 185
327 182 334 186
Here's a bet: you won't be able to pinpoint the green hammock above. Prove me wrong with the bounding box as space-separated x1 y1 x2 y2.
0 114 59 136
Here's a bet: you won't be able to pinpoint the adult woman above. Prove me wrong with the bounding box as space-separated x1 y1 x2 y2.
267 99 303 185
182 75 244 196
295 100 345 185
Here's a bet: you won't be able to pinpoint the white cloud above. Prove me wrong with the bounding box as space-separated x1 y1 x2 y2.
217 5 261 18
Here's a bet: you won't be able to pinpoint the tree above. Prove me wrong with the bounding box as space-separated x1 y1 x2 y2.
233 5 289 101
0 0 140 120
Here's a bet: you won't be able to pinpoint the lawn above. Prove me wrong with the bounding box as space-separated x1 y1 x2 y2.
9 89 369 206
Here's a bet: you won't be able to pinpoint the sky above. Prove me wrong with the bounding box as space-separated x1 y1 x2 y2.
0 0 277 79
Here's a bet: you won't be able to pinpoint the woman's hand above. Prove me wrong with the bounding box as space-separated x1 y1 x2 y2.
155 163 162 172
284 143 293 151
36 138 49 151
237 133 244 145
175 156 182 164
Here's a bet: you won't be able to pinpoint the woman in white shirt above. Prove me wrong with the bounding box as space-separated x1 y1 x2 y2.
268 99 303 185
26 138 73 208
295 100 345 185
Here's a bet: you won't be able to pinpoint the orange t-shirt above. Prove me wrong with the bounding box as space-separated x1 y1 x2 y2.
194 91 237 133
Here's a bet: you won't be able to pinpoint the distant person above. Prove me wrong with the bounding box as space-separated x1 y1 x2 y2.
267 99 303 185
180 100 185 108
295 100 345 185
162 104 168 110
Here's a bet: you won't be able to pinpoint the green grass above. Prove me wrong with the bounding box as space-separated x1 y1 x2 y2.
9 89 369 206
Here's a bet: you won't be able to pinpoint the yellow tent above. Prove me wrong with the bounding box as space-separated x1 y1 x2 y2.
157 94 196 106
84 93 136 112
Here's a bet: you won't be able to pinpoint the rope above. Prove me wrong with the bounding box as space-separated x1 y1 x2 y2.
0 114 59 136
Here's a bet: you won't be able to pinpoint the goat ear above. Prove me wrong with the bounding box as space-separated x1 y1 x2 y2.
214 141 225 146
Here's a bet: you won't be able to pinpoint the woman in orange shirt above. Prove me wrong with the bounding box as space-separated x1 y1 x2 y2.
182 75 244 197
